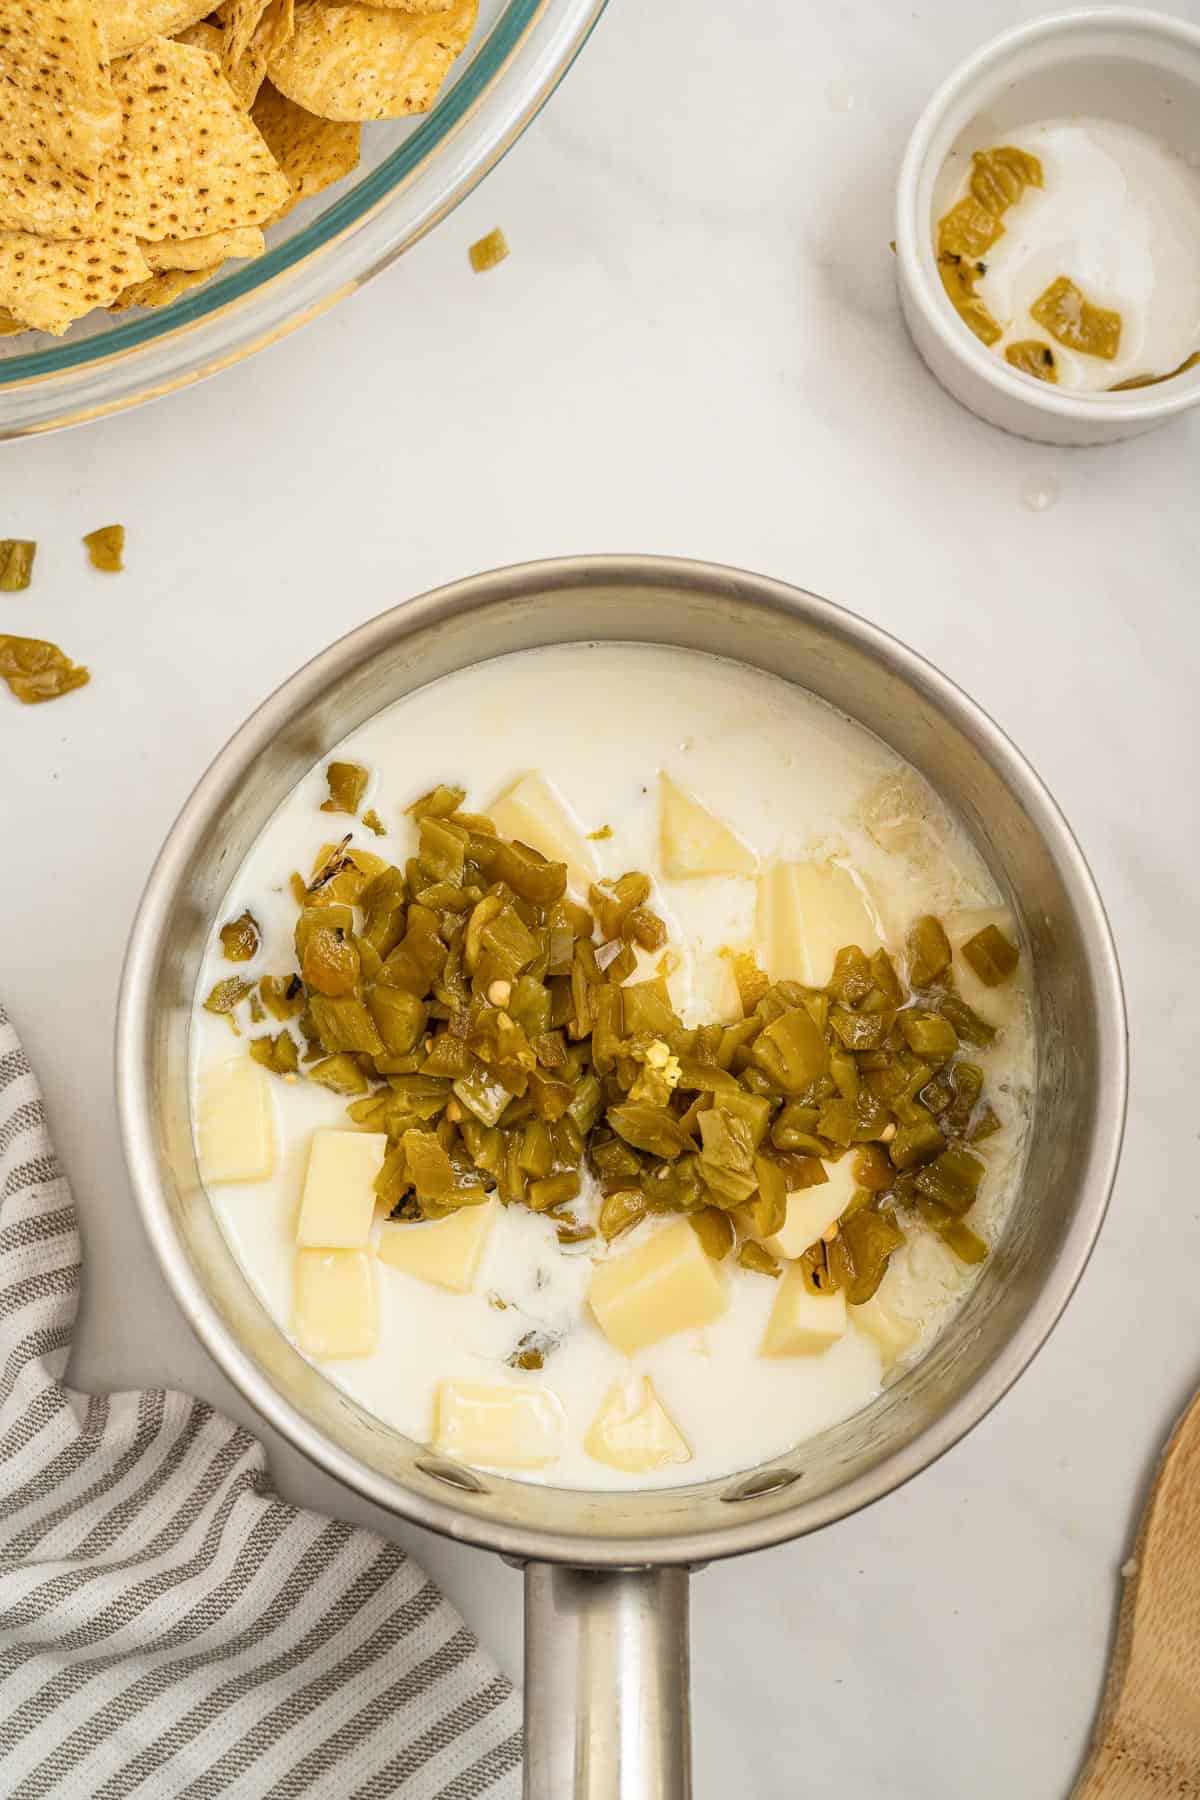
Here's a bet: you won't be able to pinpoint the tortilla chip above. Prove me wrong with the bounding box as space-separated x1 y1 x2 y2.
267 0 477 123
95 0 213 58
229 43 271 110
0 0 121 237
174 20 225 53
176 19 268 108
219 0 272 64
365 0 458 10
142 226 265 270
215 0 293 107
109 265 212 309
105 38 290 241
0 231 151 334
0 309 28 337
251 83 360 217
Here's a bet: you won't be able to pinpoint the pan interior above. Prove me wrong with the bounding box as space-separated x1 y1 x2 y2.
122 561 1121 1566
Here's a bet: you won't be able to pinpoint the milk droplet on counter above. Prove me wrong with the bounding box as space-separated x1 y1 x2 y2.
1021 474 1059 512
824 80 858 114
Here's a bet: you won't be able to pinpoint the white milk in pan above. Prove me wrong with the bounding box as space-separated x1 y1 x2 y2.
190 644 1034 1492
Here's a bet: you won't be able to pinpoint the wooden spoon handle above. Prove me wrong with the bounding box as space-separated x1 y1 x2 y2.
1073 1388 1200 1798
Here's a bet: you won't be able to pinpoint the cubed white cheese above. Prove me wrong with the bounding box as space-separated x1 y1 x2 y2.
291 1250 377 1359
588 1218 728 1354
738 1156 857 1261
296 1129 387 1249
433 1379 563 1469
196 1055 277 1185
585 1377 691 1473
485 771 596 896
658 773 757 879
761 1264 848 1356
688 948 743 1025
851 1292 919 1370
757 860 882 986
377 1199 497 1292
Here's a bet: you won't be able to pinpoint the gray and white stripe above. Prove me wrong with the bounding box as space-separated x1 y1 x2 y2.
0 1002 522 1797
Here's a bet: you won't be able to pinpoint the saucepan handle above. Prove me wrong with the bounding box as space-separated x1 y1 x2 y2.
523 1563 692 1800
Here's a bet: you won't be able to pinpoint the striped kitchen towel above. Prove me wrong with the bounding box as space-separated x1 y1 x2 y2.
0 1001 523 1798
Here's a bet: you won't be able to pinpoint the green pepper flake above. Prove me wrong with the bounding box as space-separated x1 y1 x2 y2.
362 807 387 836
320 761 369 815
587 824 613 841
0 541 36 591
0 634 89 704
83 525 125 572
468 228 509 274
203 977 252 1016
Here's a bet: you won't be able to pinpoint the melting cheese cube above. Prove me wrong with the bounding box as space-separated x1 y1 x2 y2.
196 1056 277 1184
588 1219 728 1354
852 1292 919 1371
486 771 596 895
377 1199 497 1292
296 1129 387 1249
762 1264 848 1356
738 1157 857 1261
585 1377 691 1474
658 773 757 879
292 1250 377 1359
687 948 742 1025
758 860 881 986
433 1380 563 1469
944 906 1022 1027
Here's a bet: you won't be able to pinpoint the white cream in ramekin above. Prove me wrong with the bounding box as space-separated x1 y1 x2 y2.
896 8 1200 444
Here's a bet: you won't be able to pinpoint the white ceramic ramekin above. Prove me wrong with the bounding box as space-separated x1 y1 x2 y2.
896 8 1200 445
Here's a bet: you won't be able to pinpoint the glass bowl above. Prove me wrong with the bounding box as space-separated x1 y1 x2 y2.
0 0 606 440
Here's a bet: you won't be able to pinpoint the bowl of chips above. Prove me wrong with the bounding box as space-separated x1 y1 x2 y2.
0 0 606 436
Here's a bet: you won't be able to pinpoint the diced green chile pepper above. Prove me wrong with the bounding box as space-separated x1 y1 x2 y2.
907 915 952 987
320 761 369 815
914 1146 985 1214
750 1008 828 1091
960 923 1020 987
900 1010 959 1059
689 1206 734 1259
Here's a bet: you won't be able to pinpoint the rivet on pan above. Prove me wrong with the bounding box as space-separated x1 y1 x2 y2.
720 1468 802 1503
416 1457 490 1495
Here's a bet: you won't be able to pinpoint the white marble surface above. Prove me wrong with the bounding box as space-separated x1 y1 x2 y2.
2 1 1198 1793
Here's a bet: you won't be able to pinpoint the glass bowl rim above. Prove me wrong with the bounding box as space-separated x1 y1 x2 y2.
0 0 607 429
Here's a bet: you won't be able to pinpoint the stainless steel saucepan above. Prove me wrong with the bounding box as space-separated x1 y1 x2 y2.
116 556 1128 1799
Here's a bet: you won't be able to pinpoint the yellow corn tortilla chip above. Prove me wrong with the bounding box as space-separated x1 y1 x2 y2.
173 20 225 52
142 226 265 271
0 231 151 334
0 0 121 237
367 0 458 10
219 0 272 64
216 0 294 106
176 20 268 109
95 0 213 58
265 0 297 54
109 265 211 309
0 309 28 337
105 38 290 241
251 83 360 217
228 43 271 110
268 0 477 123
